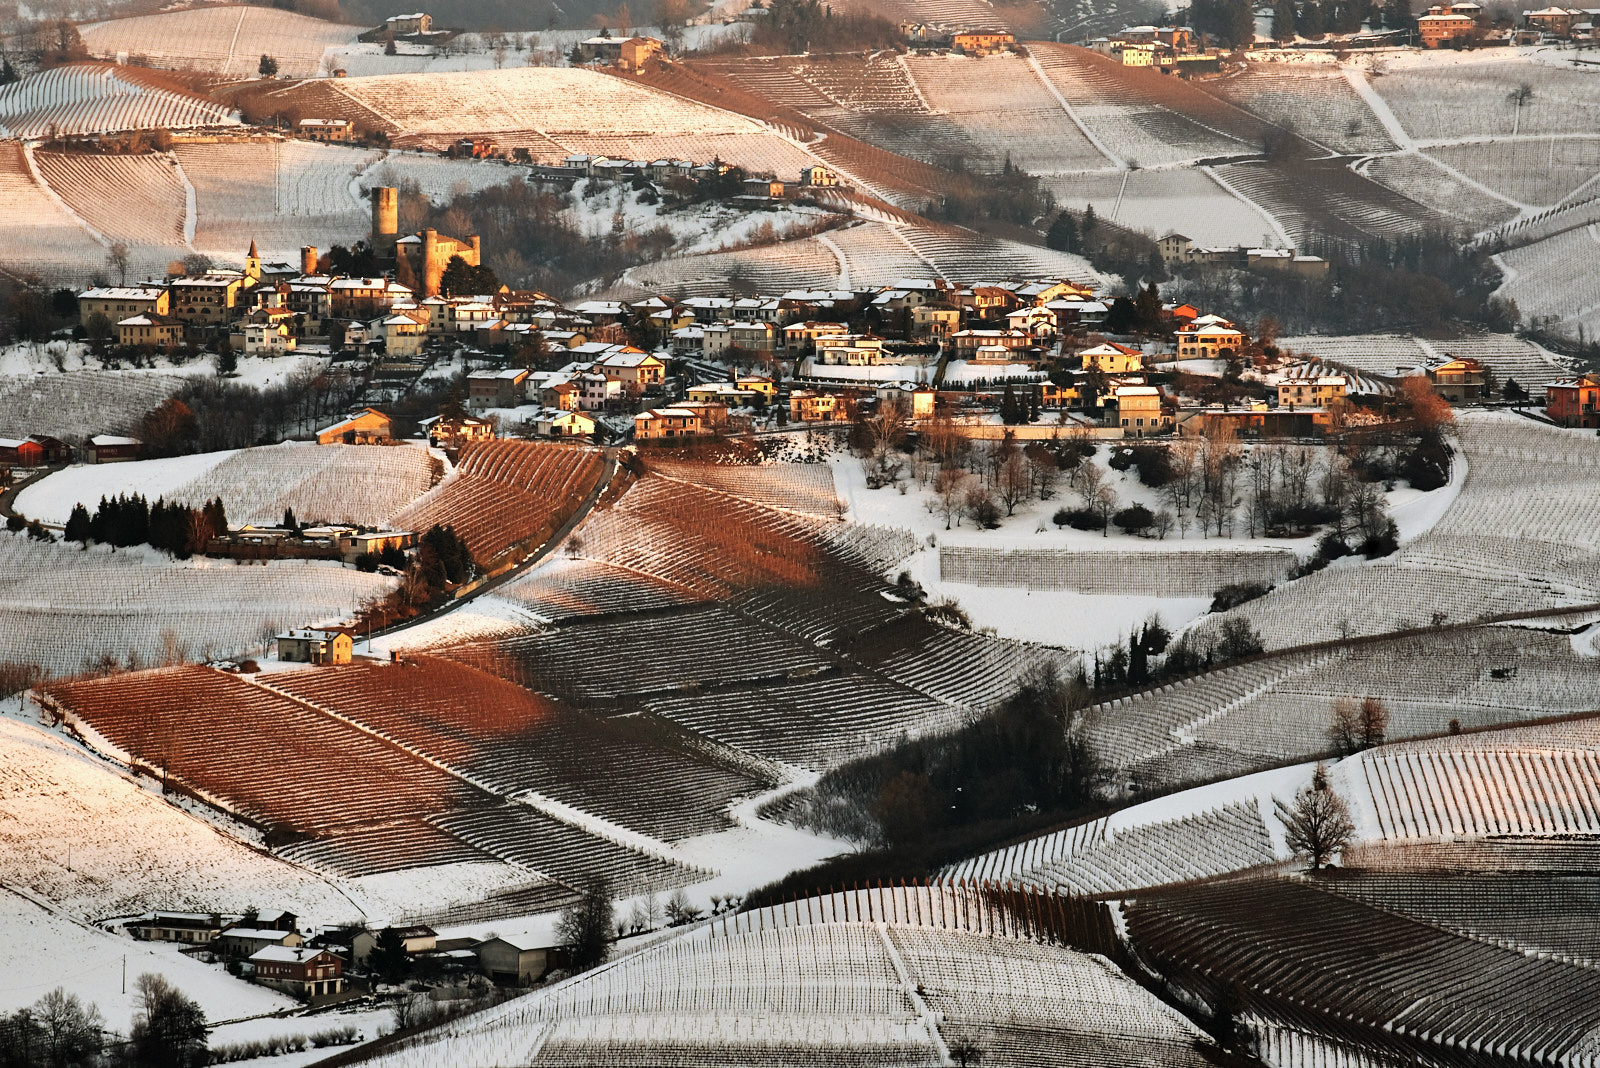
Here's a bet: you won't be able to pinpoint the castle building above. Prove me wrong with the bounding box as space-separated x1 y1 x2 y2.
370 187 483 298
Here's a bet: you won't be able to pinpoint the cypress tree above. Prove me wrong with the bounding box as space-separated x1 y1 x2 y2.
64 503 91 545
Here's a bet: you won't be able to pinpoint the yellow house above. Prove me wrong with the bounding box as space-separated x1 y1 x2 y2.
1177 315 1247 358
275 628 354 665
735 375 778 401
1277 375 1347 408
1079 342 1143 374
911 303 960 339
1115 386 1170 437
117 313 183 350
317 408 392 445
81 286 169 326
789 390 851 422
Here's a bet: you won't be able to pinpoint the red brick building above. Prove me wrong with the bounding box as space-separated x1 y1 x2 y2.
249 946 346 999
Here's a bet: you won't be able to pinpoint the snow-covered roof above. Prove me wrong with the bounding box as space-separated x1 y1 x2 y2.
90 435 140 446
250 945 331 964
220 927 296 941
81 286 165 299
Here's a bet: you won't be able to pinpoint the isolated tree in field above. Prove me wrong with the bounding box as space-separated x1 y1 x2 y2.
1359 695 1389 749
106 241 129 287
1283 765 1356 869
128 974 206 1068
949 1039 983 1067
258 54 279 77
559 877 615 970
1329 696 1361 755
217 337 237 376
1507 82 1534 134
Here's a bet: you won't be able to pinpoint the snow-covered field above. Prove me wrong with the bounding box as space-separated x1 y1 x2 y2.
0 712 352 923
0 533 392 675
0 888 294 1024
17 443 440 528
328 67 763 139
0 368 188 441
0 64 239 140
79 8 361 79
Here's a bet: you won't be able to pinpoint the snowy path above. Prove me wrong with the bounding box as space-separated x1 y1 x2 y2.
1201 165 1293 247
1343 66 1415 152
816 232 850 289
173 152 198 249
1024 53 1125 170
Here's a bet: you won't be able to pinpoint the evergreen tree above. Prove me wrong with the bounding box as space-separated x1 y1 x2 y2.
1045 211 1080 253
1299 0 1325 35
1081 204 1099 244
1027 387 1041 423
1273 0 1298 39
64 503 91 545
369 927 410 984
1134 281 1164 332
282 507 299 533
1000 384 1022 425
202 498 228 540
1128 630 1149 684
217 339 237 376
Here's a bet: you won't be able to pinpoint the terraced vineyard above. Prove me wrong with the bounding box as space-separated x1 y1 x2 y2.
392 439 605 567
902 53 1108 175
1208 66 1396 155
0 143 115 285
260 656 769 842
34 151 189 255
43 664 711 893
0 369 185 441
79 8 359 78
0 533 391 676
1361 151 1521 230
0 63 238 139
175 140 376 260
353 907 1205 1068
1199 413 1600 652
1123 874 1600 1065
939 545 1294 596
1428 138 1600 208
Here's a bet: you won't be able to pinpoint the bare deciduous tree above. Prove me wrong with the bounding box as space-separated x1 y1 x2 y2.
1283 765 1356 870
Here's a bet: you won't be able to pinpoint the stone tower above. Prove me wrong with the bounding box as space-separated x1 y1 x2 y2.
371 187 399 258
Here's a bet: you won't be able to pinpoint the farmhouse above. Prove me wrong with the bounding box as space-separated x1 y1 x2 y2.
169 274 246 327
385 12 432 33
951 30 1015 54
1176 316 1246 358
124 913 230 945
276 628 355 665
799 164 838 187
815 334 888 365
117 313 183 351
317 408 392 445
790 389 852 422
1546 372 1600 427
1418 4 1479 45
1114 385 1172 436
79 285 168 326
1277 374 1348 408
1427 356 1487 403
250 946 345 1000
576 35 663 70
297 118 354 142
88 435 140 464
474 934 558 985
216 926 304 959
243 320 296 355
335 530 417 563
534 408 598 438
634 403 726 440
597 350 666 394
421 415 494 447
351 925 438 965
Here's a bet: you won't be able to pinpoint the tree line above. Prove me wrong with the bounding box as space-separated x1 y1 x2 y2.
0 974 206 1068
61 494 228 558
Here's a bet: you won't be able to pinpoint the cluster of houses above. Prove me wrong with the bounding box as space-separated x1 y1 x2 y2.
1158 234 1329 276
122 910 562 1002
1087 25 1227 71
1519 4 1600 38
